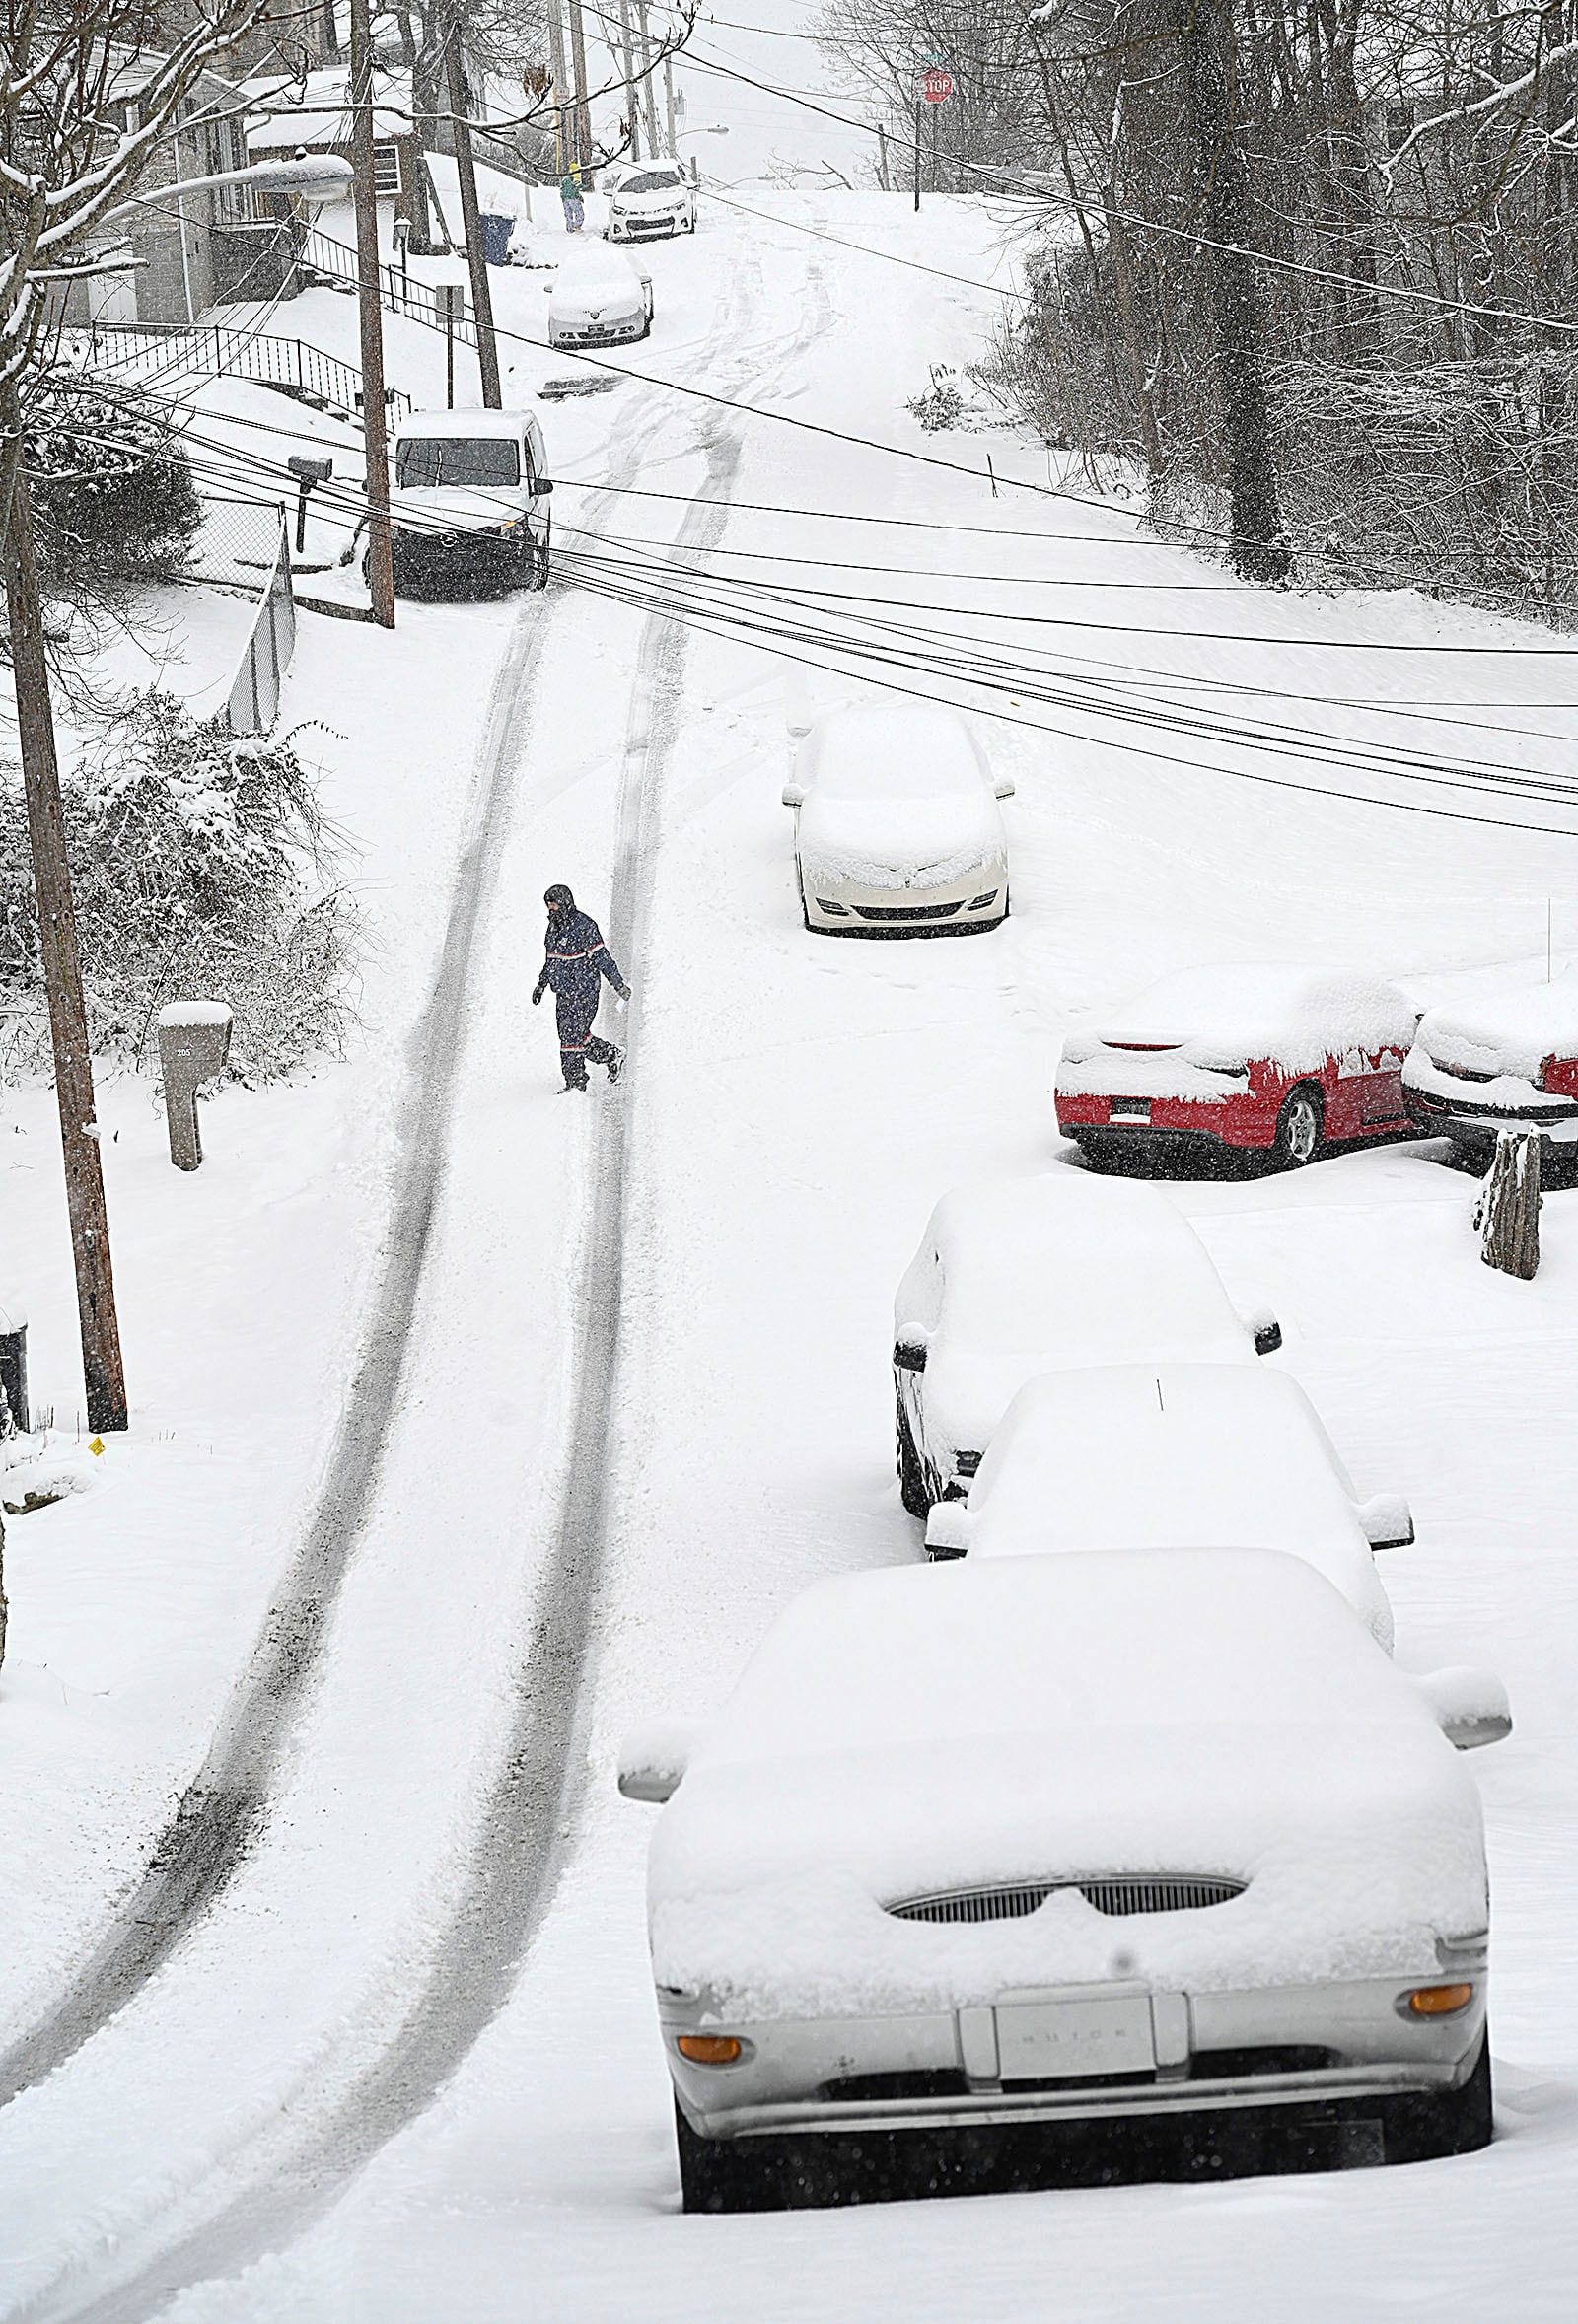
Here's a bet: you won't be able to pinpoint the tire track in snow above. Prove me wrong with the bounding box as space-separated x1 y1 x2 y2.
11 238 825 2324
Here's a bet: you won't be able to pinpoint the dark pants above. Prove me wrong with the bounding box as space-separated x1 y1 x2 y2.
557 994 617 1087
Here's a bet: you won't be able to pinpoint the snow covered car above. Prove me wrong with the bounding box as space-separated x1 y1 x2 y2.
1403 980 1578 1167
605 161 696 240
895 1172 1280 1514
387 408 552 598
619 1550 1508 2211
923 1363 1410 1650
546 246 654 347
1055 965 1417 1172
784 700 1013 936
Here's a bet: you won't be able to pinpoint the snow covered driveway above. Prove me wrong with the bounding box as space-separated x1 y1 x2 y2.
4 195 1578 2320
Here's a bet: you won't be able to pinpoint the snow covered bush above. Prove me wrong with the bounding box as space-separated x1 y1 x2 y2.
0 691 354 1083
25 374 201 601
908 365 968 432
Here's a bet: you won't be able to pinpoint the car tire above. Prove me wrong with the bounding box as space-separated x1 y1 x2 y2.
1380 2033 1493 2163
1271 1083 1325 1170
896 1398 929 1518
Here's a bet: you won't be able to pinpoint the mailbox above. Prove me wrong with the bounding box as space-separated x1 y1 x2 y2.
158 1001 234 1170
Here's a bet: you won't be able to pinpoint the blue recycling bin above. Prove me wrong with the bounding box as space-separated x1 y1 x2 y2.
479 212 513 265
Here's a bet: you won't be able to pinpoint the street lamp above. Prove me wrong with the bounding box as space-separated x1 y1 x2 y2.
97 149 354 226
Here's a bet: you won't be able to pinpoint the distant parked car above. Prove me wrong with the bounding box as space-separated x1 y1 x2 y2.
387 407 552 598
924 1362 1409 1648
784 700 1013 936
1403 980 1578 1171
619 1549 1507 2212
894 1172 1280 1514
546 246 654 347
606 161 696 240
1055 965 1417 1172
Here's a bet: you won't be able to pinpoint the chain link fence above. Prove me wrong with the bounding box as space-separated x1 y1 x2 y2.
224 506 297 736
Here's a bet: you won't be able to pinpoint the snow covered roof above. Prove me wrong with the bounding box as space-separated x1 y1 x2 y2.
950 1364 1395 1648
647 1551 1485 2018
1414 977 1578 1082
394 408 538 440
1063 963 1418 1077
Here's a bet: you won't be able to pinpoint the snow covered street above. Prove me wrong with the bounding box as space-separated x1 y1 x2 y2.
5 190 1578 2319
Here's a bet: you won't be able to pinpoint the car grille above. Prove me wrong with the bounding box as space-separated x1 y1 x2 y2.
888 1875 1246 1924
854 900 964 921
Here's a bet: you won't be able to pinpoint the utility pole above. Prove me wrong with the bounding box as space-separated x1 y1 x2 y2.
445 22 502 406
349 0 394 624
663 50 678 157
544 0 570 175
0 396 128 1434
912 94 921 211
636 0 660 157
618 0 643 162
566 0 594 176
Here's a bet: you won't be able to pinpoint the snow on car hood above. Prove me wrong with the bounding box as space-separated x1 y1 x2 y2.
1058 963 1417 1085
550 261 644 323
1411 978 1578 1083
646 1555 1482 2021
798 789 1001 891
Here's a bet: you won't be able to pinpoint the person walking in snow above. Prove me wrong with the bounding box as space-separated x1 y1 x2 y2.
532 883 629 1090
559 172 585 234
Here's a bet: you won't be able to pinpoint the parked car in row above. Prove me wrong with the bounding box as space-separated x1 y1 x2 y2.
785 701 1012 936
1404 979 1578 1171
386 408 553 599
546 246 654 348
894 1173 1281 1515
1055 965 1417 1173
923 1363 1410 1648
620 1550 1508 2211
606 160 696 240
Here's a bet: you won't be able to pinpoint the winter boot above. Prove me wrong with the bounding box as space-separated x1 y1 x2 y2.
606 1047 624 1084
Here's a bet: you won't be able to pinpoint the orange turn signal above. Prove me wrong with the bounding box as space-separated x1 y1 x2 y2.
1406 1983 1473 2016
677 2034 744 2066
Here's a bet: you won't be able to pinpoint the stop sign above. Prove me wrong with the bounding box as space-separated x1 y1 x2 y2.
921 66 954 103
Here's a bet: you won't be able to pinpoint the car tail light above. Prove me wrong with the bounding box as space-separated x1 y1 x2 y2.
1539 1053 1578 1097
1402 1983 1473 2016
677 2034 745 2065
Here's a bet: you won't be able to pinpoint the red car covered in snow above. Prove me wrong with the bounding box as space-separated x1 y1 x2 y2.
1055 964 1418 1172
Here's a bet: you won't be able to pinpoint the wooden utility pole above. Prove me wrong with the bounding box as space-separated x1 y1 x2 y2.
543 0 570 175
618 0 643 161
445 24 502 407
349 0 394 624
566 0 594 176
663 50 678 157
636 0 661 157
1 410 127 1433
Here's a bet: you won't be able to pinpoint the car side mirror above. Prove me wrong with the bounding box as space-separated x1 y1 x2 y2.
1242 1304 1282 1356
534 477 554 495
993 776 1016 800
782 780 805 809
1358 1493 1414 1550
1415 1666 1512 1751
894 1339 927 1373
924 1503 971 1558
617 1718 703 1802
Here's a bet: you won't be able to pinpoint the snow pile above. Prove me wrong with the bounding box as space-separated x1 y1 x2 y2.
646 1552 1486 2020
797 699 1004 890
1058 964 1418 1091
896 1172 1260 1458
940 1363 1395 1649
1411 977 1578 1085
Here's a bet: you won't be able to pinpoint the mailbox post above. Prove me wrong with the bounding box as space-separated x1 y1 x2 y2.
157 1002 234 1170
438 281 466 408
287 454 334 554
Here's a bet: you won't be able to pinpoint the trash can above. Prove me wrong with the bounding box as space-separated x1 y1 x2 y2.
480 212 513 266
0 1298 27 1435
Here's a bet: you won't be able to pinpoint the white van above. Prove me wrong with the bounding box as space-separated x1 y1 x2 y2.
387 408 553 599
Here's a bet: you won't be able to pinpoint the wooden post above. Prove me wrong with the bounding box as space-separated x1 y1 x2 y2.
349 0 394 626
1477 1126 1542 1279
445 22 502 408
566 0 594 176
1 425 128 1432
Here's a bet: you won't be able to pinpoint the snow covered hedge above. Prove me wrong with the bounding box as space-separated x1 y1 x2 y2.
25 374 201 599
0 691 354 1083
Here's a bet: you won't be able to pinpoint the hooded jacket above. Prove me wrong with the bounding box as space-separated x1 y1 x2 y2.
536 906 627 1025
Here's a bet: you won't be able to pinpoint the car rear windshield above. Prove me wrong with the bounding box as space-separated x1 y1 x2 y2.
396 437 521 488
626 171 681 192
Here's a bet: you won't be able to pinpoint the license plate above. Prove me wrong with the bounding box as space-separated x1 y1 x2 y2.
996 1992 1156 2080
1110 1098 1151 1124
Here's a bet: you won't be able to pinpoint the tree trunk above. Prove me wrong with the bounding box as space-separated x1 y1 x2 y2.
1477 1126 1542 1278
1179 0 1292 581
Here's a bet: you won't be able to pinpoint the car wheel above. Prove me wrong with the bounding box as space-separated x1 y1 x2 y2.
1380 2034 1493 2163
1271 1083 1325 1169
896 1398 929 1518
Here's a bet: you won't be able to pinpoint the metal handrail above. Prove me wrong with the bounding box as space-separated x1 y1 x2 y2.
75 320 413 420
298 226 481 347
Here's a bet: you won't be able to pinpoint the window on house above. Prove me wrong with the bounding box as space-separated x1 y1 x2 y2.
373 141 401 194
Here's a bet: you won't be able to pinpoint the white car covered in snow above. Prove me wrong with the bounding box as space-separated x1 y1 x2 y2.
606 161 696 240
895 1172 1281 1514
1404 979 1578 1169
784 700 1013 935
546 246 654 347
923 1363 1410 1649
388 408 553 598
619 1550 1507 2211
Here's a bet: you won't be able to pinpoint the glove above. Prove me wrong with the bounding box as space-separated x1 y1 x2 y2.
532 984 543 1006
618 982 632 1003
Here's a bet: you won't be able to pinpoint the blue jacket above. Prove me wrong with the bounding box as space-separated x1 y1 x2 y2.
536 908 627 1021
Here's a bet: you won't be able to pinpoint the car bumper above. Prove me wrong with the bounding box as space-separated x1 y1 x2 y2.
550 316 645 346
390 528 538 593
1056 1089 1276 1152
1402 1078 1578 1146
803 866 1007 937
610 216 684 239
662 1974 1484 2143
